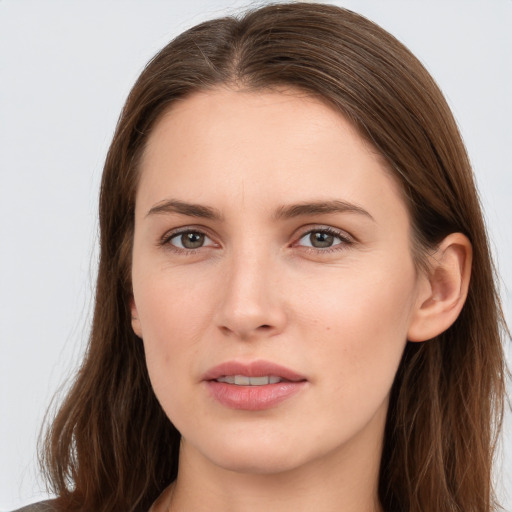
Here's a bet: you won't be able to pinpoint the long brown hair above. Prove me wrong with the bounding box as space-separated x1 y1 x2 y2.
41 3 507 511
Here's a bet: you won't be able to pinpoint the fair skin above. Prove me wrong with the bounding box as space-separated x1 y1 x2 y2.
130 87 471 512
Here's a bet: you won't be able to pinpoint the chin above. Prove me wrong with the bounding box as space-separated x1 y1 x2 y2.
210 446 309 475
187 426 336 476
179 425 304 474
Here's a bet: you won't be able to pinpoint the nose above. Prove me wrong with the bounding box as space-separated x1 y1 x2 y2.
215 249 287 340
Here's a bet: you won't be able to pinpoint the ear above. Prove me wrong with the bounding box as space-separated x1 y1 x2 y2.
130 297 143 338
407 233 472 342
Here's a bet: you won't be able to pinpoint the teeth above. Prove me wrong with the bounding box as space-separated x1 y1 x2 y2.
215 375 283 386
216 375 235 384
247 376 269 386
235 375 251 385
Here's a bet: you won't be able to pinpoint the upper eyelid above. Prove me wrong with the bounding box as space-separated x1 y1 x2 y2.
160 225 216 243
293 224 354 242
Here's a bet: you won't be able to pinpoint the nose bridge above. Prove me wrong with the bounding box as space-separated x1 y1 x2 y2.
216 240 286 339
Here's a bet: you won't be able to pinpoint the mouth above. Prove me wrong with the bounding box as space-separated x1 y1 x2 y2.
203 359 307 382
214 375 288 385
203 360 307 410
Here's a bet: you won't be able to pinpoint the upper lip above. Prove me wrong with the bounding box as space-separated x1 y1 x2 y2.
202 360 307 382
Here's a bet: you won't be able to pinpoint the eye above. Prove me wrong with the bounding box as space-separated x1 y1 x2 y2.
296 228 351 250
165 230 216 250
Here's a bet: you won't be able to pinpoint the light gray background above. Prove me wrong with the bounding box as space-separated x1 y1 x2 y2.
1 0 511 510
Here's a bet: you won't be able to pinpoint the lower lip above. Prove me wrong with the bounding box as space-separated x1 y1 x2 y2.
205 381 306 410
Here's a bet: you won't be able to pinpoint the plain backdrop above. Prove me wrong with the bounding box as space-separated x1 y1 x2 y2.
1 0 511 510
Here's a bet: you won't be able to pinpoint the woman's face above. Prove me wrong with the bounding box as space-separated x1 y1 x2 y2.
131 88 427 476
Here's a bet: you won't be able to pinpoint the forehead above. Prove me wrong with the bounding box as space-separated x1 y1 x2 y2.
142 86 379 168
136 87 407 225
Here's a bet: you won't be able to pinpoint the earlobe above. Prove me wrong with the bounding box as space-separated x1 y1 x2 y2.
407 233 472 342
130 297 143 338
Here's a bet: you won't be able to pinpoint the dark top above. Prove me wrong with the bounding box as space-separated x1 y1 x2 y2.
11 501 59 512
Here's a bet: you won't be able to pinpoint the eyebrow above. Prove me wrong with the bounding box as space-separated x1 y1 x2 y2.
272 200 375 222
146 199 224 220
146 198 374 222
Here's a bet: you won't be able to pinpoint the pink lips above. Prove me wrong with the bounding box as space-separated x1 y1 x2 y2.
203 360 307 410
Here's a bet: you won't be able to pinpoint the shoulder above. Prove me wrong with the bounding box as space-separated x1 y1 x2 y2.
10 500 59 512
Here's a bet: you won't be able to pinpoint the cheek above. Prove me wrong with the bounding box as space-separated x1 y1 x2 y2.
135 262 217 342
298 259 415 321
133 267 219 406
295 260 417 397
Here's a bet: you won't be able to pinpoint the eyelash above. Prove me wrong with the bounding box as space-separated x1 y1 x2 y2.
159 227 217 255
294 227 354 254
159 226 354 255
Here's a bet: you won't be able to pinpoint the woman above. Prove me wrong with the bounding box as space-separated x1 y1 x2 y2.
15 2 507 511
